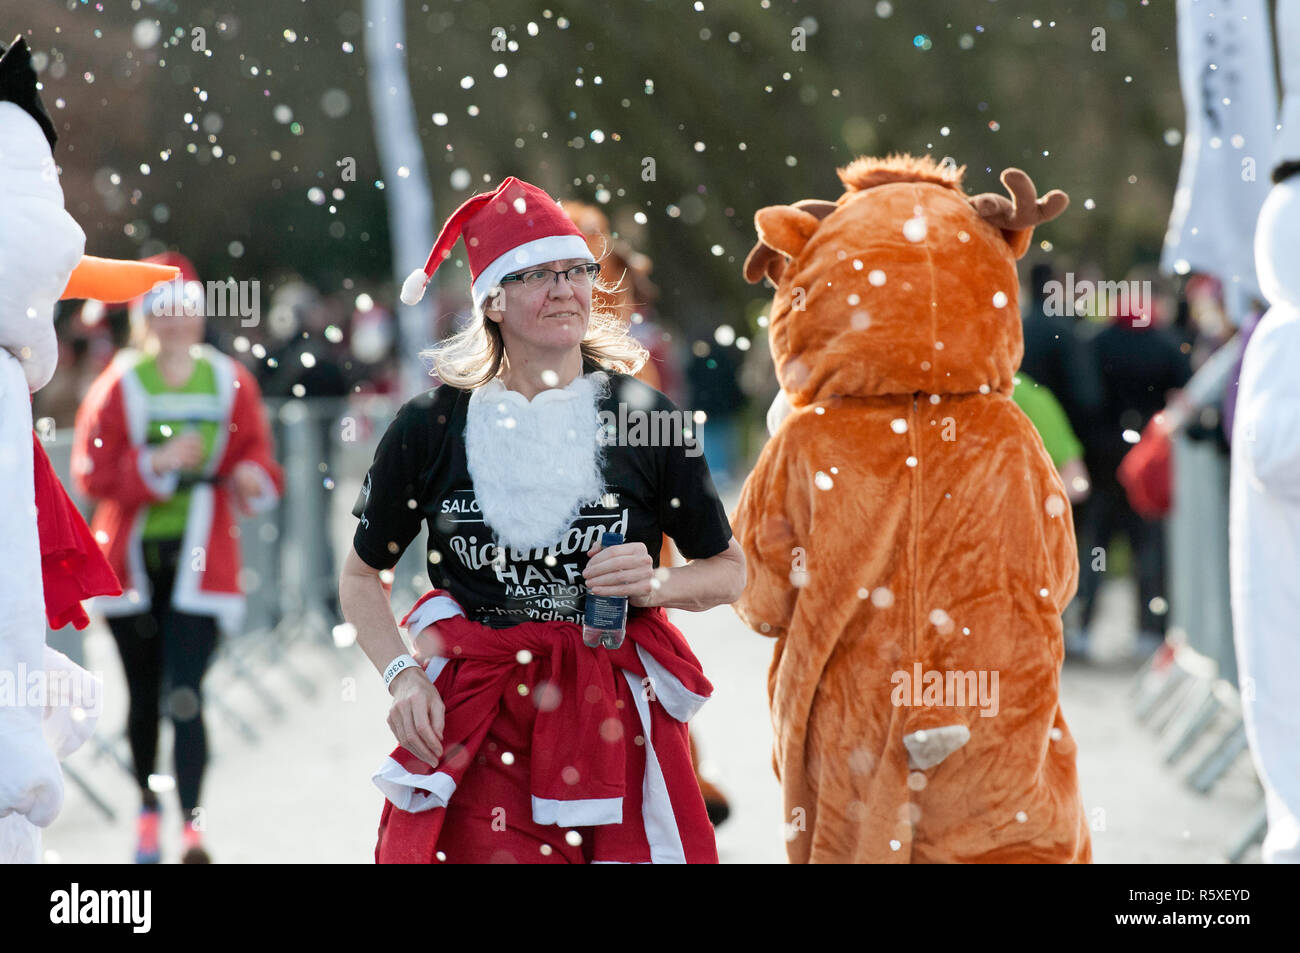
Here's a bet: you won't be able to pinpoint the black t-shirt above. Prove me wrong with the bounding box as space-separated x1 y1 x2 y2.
351 358 733 628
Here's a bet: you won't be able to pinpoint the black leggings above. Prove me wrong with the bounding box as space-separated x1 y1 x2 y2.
105 538 219 816
1075 479 1169 636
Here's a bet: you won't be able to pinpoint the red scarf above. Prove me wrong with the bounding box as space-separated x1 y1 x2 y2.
373 592 718 863
32 431 121 629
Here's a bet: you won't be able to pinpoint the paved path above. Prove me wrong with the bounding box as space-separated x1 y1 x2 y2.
42 489 1262 863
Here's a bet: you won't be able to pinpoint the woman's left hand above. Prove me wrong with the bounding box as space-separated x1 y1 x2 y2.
583 540 658 608
228 461 266 516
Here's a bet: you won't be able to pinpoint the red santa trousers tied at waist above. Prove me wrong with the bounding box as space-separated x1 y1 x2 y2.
372 589 719 863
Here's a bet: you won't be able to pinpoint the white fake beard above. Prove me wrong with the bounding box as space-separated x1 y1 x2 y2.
464 370 610 553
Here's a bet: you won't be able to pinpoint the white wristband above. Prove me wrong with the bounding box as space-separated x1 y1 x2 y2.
383 653 420 689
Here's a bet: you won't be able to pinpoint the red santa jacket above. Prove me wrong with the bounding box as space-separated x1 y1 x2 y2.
70 345 283 632
373 589 718 864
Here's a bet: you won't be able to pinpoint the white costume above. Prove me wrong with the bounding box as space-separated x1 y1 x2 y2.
0 70 101 861
1228 0 1300 865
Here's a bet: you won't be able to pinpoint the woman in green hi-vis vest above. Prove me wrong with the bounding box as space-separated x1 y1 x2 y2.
73 254 283 864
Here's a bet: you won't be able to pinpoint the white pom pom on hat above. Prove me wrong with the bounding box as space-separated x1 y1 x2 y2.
400 267 429 306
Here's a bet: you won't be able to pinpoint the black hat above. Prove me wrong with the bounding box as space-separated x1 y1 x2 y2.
0 36 58 150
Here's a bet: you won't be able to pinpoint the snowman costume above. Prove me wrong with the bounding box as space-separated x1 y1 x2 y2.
0 37 95 864
0 36 177 862
1228 0 1300 865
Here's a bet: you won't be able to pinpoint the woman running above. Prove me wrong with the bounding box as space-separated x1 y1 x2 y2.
341 176 745 863
72 255 283 863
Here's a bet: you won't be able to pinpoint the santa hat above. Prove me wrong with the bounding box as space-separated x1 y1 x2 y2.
399 176 594 311
127 251 203 332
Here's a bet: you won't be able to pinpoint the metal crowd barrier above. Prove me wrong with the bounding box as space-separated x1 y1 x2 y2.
1129 427 1265 861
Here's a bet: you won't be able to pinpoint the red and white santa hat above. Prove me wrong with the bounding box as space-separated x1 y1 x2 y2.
399 176 594 312
127 251 204 333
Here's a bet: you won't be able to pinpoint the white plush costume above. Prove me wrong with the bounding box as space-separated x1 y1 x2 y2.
1228 0 1300 865
0 48 101 863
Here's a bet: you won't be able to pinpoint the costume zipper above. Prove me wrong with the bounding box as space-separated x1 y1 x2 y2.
910 393 921 662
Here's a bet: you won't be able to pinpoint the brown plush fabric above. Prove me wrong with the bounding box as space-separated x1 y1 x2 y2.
730 154 1091 863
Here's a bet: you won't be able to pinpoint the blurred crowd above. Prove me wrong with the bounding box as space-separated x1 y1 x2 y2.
35 257 758 503
34 270 407 432
1014 260 1250 659
34 224 1245 668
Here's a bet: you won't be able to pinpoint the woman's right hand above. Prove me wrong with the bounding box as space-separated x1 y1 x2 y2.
151 431 204 475
387 667 445 766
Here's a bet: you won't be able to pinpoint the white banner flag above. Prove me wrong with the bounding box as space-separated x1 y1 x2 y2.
1161 0 1277 322
1276 0 1300 169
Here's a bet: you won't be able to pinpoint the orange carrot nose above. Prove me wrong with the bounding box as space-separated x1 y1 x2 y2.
59 256 181 303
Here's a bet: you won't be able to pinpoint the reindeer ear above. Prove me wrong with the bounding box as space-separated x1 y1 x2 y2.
743 242 786 285
1001 228 1035 259
744 200 839 285
754 205 824 260
969 168 1069 260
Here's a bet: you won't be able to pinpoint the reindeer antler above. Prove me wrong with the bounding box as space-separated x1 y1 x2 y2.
742 199 839 285
969 168 1068 230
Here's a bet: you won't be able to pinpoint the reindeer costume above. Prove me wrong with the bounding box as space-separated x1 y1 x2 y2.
731 154 1091 863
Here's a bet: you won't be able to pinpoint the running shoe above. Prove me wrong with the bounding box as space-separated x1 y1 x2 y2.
134 806 161 864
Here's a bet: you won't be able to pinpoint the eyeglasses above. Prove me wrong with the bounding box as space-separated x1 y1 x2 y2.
499 262 600 291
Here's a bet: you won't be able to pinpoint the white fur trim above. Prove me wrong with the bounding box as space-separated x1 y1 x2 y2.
634 644 709 723
422 657 450 683
201 345 236 476
463 370 610 552
469 235 594 312
170 483 245 634
404 596 467 639
401 267 429 306
622 668 687 863
115 351 150 446
372 757 457 813
531 796 623 826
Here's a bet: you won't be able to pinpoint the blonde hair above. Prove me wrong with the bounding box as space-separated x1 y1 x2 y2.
420 269 649 390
